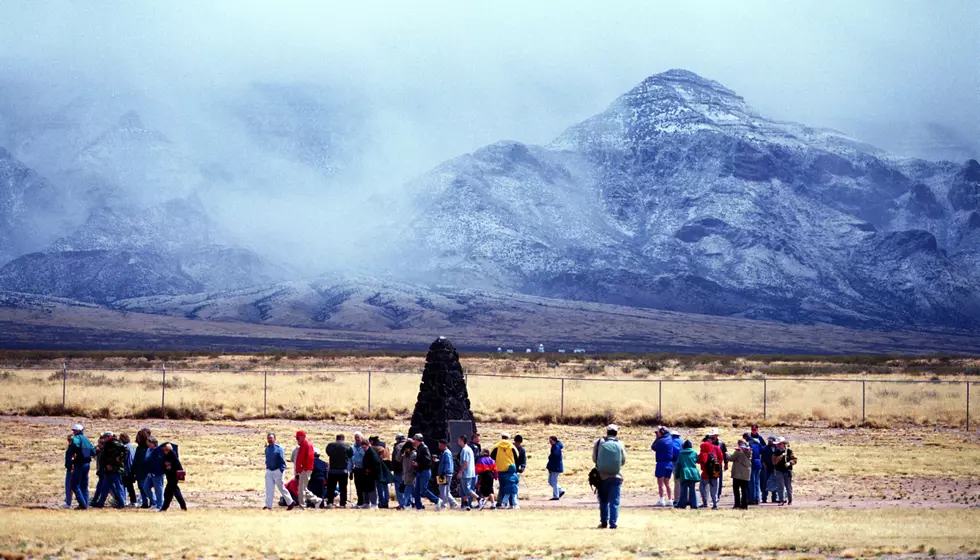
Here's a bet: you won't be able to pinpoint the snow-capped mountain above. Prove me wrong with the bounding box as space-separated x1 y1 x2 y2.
388 70 980 328
1 69 978 337
0 194 288 302
0 147 77 265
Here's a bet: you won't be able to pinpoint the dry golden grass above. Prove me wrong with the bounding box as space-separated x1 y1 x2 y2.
0 354 975 427
2 416 979 558
2 508 979 559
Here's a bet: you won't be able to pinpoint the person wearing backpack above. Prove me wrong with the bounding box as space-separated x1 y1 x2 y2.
674 440 701 509
68 424 95 509
592 424 626 529
91 432 128 509
697 437 723 509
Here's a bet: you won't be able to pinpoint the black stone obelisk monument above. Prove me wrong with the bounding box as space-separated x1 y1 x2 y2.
408 337 477 454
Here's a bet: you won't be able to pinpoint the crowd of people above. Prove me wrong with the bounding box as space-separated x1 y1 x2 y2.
264 430 552 511
64 424 186 511
591 423 797 528
62 421 796 526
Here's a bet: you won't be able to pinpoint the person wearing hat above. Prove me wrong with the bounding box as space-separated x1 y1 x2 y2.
761 435 776 503
324 434 353 508
67 424 95 509
91 432 128 509
391 434 408 508
651 427 674 506
726 441 752 510
292 430 315 510
358 439 381 509
411 434 440 509
592 424 626 529
697 433 723 510
772 438 796 505
264 433 294 510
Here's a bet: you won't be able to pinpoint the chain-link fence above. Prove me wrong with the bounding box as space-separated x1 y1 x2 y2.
0 363 974 430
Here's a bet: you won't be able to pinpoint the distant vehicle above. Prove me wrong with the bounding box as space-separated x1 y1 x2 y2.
526 348 532 353
573 349 586 354
558 349 566 353
506 349 514 354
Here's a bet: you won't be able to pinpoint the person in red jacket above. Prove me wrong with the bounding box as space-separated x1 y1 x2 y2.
291 431 315 510
696 437 723 509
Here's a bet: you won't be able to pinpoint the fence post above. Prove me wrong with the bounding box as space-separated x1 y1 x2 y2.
861 376 866 424
967 380 971 432
162 361 167 419
763 373 767 420
62 361 67 408
263 370 268 417
560 378 565 419
658 376 663 419
367 370 372 415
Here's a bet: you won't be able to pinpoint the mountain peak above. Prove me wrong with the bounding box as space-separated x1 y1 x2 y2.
621 69 744 110
117 110 144 130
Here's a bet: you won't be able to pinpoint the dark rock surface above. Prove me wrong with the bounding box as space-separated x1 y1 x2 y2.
407 337 477 455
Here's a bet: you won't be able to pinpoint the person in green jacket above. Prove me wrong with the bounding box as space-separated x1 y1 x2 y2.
674 440 701 509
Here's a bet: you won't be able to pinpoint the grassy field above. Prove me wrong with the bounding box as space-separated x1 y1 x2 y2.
1 354 976 428
0 416 979 558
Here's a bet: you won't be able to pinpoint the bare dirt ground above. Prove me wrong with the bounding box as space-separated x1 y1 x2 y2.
2 415 978 512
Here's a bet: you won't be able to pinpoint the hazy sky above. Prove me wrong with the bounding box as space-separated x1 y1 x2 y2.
2 0 977 165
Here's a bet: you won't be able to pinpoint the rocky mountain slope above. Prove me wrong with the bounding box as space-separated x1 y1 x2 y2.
0 194 286 303
389 70 980 329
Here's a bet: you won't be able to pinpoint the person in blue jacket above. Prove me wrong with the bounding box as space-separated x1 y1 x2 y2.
651 427 675 506
144 437 166 510
760 435 776 503
546 436 565 500
670 430 683 506
744 431 763 505
67 424 95 509
63 435 74 509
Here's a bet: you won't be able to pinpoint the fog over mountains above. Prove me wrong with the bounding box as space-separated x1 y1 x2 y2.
1 68 979 350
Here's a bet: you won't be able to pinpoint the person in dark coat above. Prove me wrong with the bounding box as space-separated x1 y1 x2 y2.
310 451 329 507
160 443 187 511
63 435 74 509
132 428 152 508
359 440 381 508
761 435 776 503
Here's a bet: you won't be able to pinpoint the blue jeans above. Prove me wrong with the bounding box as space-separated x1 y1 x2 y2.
376 481 390 507
91 474 107 506
500 493 517 507
675 480 698 509
461 477 477 507
92 473 125 507
413 470 439 509
70 463 90 508
65 470 73 507
548 471 563 499
148 474 165 509
598 477 622 527
396 481 413 507
749 465 762 503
